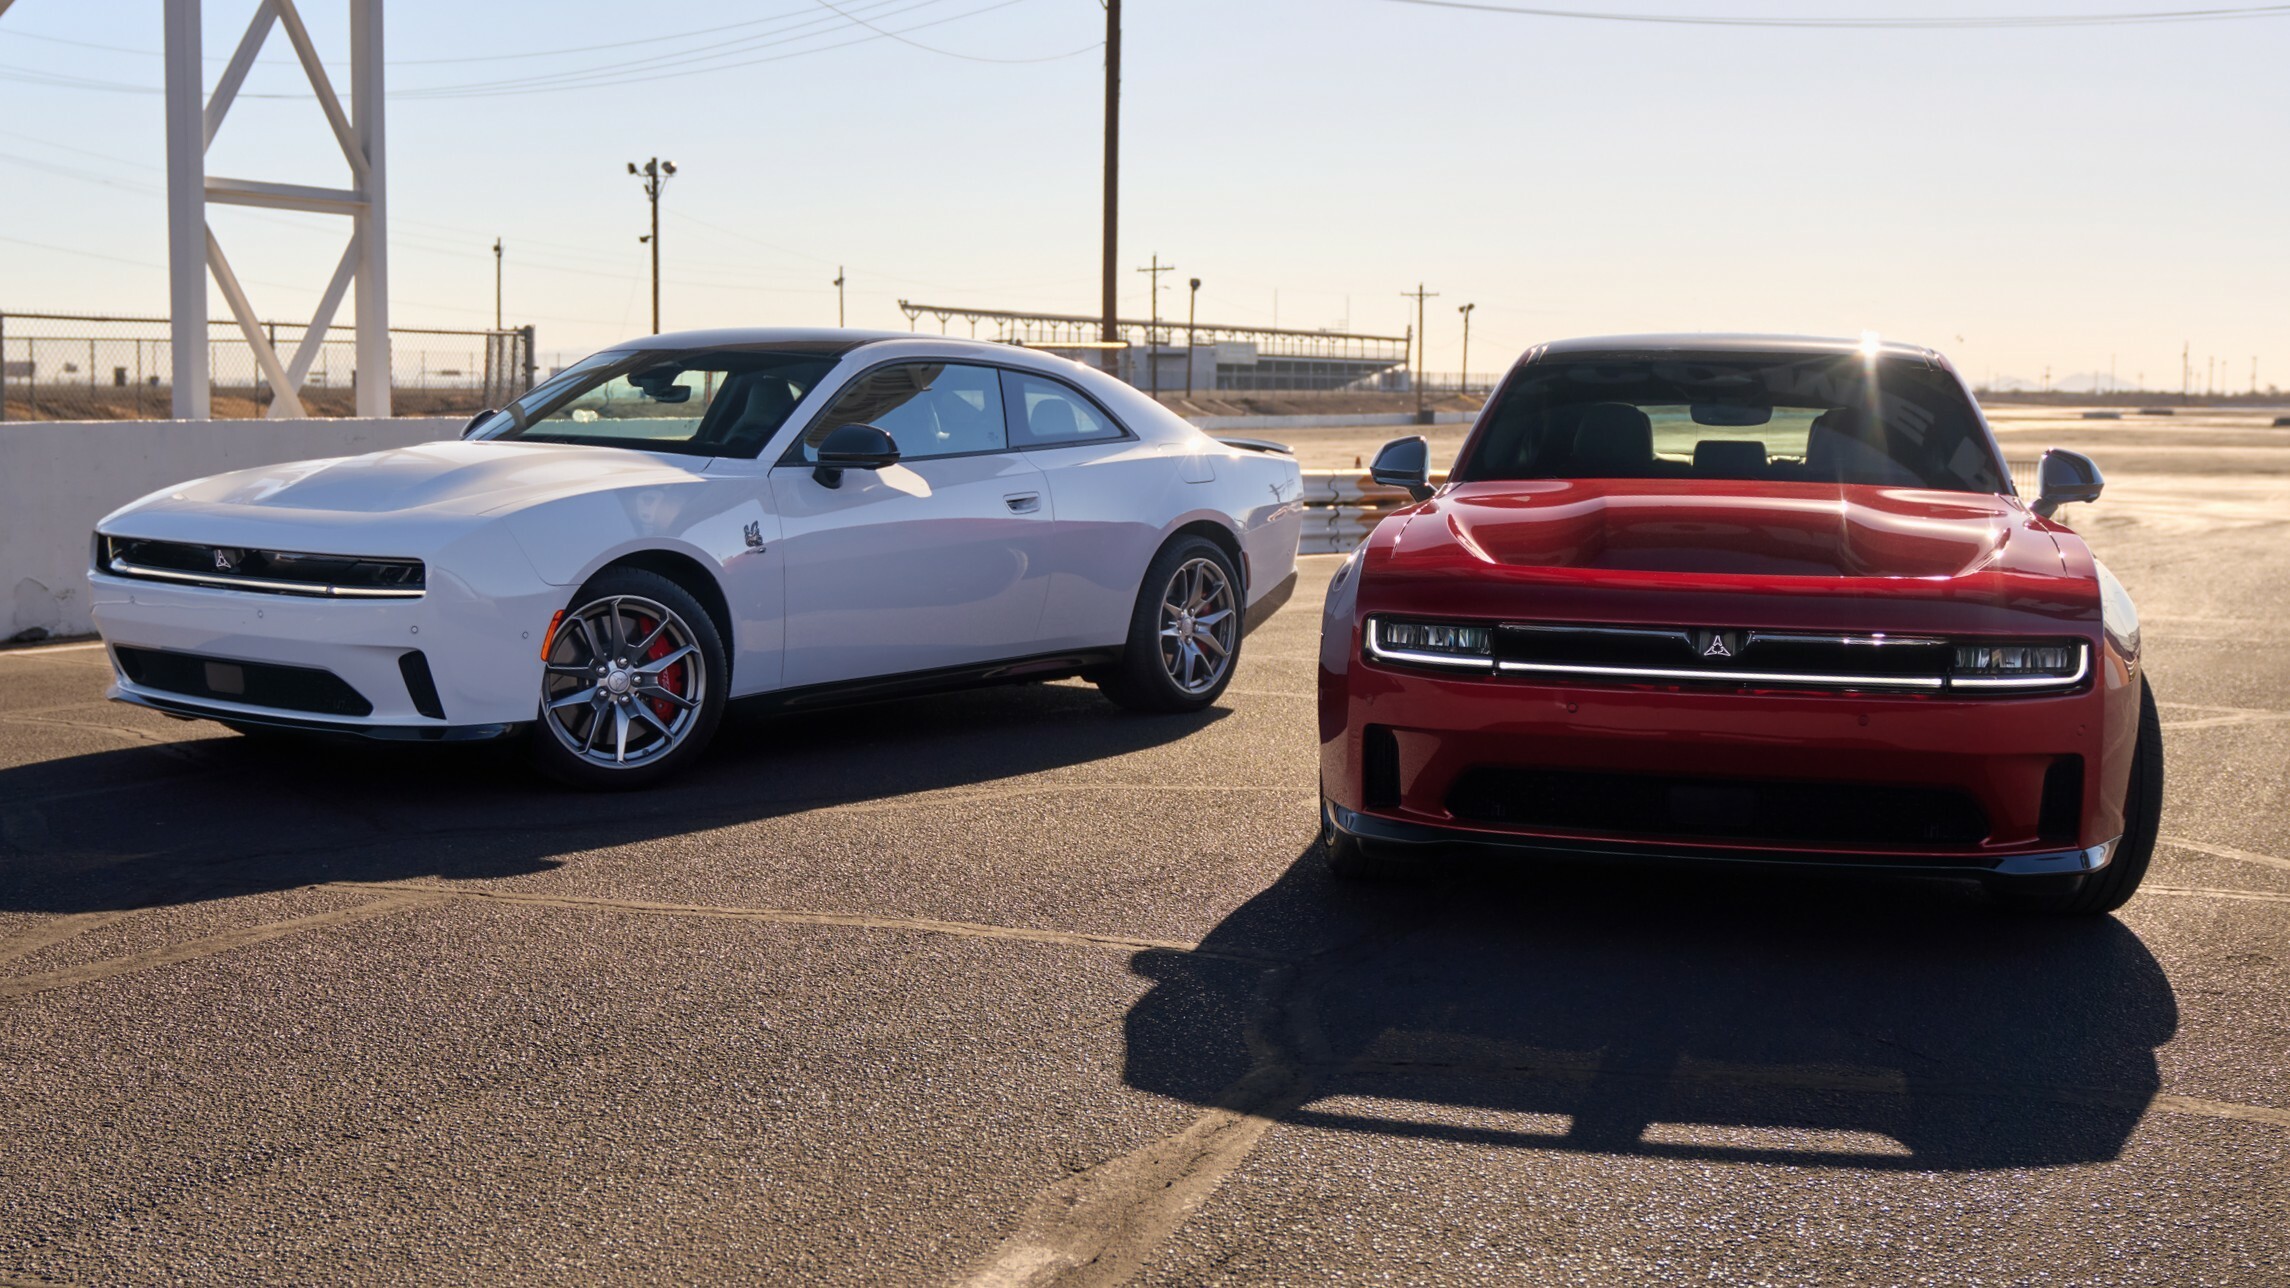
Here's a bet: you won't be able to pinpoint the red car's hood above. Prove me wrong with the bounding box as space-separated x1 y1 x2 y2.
1422 480 2049 580
1366 480 2095 630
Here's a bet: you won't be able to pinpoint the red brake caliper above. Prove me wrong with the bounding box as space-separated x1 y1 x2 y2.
637 615 684 724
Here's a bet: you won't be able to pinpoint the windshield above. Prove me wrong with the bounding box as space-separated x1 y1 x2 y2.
478 348 839 458
1456 354 2006 493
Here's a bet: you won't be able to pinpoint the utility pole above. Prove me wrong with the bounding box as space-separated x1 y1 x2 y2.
1457 302 1476 392
1135 254 1173 396
2182 341 2190 399
1100 0 1121 373
1186 276 1201 399
628 157 676 334
833 267 846 328
493 237 503 330
1401 283 1438 416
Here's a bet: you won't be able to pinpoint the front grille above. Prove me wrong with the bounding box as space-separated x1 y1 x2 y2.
114 646 373 717
1497 623 1950 691
99 534 424 598
1447 766 1991 848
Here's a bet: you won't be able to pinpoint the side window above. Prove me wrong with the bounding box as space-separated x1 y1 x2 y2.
790 362 1006 463
1002 371 1126 449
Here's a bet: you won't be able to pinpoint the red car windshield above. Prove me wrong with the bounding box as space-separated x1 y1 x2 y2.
1457 354 2007 494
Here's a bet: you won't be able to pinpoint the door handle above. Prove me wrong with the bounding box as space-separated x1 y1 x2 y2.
1004 492 1042 514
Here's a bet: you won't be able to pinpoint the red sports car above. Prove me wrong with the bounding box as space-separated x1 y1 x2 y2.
1318 335 2161 914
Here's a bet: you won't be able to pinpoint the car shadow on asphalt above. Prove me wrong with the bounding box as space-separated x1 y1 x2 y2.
0 680 1225 916
1122 846 2178 1172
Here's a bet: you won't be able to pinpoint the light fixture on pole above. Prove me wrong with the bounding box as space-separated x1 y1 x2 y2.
493 237 503 330
628 157 675 334
1457 302 1475 393
833 267 846 328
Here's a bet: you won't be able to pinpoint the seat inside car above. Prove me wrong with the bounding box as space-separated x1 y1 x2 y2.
1569 403 1658 477
1022 396 1080 446
710 374 797 455
1692 438 1768 479
1804 407 1918 485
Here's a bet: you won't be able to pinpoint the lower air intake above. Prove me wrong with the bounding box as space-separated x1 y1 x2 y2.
1446 767 1989 849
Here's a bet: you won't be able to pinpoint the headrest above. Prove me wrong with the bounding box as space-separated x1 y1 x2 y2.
1693 439 1767 478
1026 398 1079 444
1570 403 1655 476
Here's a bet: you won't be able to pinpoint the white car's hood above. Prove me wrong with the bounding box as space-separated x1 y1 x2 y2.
149 439 709 517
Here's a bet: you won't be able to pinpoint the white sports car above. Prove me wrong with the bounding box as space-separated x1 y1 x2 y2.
89 330 1304 787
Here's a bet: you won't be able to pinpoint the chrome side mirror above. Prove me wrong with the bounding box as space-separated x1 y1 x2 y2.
2032 448 2104 519
1370 435 1435 502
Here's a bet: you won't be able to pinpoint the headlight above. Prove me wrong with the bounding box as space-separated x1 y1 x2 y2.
1366 616 1496 670
1949 639 2089 690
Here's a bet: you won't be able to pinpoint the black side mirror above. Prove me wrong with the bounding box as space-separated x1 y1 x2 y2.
1370 435 1435 502
461 409 498 439
2032 448 2104 518
813 423 901 489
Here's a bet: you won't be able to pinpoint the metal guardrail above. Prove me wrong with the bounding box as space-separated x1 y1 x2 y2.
1298 469 1447 555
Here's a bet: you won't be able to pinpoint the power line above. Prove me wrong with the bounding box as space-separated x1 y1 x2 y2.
810 0 1101 62
1380 0 2290 28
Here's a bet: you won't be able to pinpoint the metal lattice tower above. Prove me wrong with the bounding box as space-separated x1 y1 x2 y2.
163 0 388 420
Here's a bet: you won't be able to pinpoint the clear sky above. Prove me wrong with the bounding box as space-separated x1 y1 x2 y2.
1 0 2283 392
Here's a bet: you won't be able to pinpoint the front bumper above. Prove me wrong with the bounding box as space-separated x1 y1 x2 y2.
1325 800 2118 877
90 568 560 731
1321 655 2125 869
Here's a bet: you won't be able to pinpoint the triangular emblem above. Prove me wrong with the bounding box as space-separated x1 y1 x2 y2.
1702 635 1732 658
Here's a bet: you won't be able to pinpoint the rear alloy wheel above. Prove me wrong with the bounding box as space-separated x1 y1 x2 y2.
1097 536 1243 713
529 568 726 789
1988 677 2164 915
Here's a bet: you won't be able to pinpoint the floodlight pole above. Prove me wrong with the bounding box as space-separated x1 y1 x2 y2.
493 237 503 330
1457 302 1475 392
834 266 846 327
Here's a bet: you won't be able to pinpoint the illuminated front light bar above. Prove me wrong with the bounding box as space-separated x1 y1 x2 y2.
1948 640 2090 691
1367 617 1496 670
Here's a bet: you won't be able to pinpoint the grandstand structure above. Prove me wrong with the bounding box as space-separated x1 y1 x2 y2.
896 301 1410 394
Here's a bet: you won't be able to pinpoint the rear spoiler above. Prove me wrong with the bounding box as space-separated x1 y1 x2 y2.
1215 437 1293 456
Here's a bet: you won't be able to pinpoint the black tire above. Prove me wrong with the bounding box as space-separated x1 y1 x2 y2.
528 567 728 791
1321 795 1417 882
1988 677 2164 915
1097 535 1244 714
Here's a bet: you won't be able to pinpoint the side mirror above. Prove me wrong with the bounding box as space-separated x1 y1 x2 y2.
461 409 498 439
1370 435 1435 502
2031 448 2104 519
813 423 900 489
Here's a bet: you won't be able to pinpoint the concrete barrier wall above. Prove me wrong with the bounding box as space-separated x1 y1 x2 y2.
1193 410 1477 431
1 418 461 640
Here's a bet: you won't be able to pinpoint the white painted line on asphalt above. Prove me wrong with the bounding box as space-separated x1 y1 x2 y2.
2143 884 2290 905
0 641 104 658
0 892 444 1000
325 879 1287 964
2160 837 2290 872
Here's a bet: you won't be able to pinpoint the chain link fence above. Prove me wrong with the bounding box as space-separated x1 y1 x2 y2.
0 312 534 421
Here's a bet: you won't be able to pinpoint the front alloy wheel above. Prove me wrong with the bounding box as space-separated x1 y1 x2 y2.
530 568 726 789
1158 556 1239 695
1098 535 1245 713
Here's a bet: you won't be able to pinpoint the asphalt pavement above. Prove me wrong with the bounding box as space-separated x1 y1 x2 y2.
2 409 2286 1286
